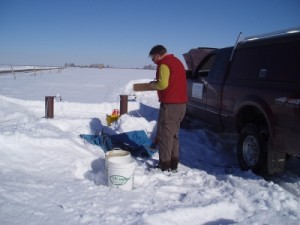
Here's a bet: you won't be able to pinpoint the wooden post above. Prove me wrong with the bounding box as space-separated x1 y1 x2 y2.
120 95 128 115
45 96 54 118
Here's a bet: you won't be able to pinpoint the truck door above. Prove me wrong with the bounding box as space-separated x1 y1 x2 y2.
205 48 233 131
186 53 217 123
187 74 207 122
184 48 216 123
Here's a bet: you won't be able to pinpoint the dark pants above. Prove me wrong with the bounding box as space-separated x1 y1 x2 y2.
156 103 186 171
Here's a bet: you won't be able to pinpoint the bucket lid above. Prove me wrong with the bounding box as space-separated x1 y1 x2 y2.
107 156 135 165
105 149 131 158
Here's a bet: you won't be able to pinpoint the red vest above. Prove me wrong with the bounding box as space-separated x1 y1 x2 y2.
156 54 188 103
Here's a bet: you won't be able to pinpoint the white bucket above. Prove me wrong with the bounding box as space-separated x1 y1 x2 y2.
107 156 136 191
105 149 131 170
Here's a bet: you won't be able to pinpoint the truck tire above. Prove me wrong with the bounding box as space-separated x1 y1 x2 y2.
237 124 268 174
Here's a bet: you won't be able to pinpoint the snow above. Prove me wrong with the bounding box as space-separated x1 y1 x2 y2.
0 67 300 225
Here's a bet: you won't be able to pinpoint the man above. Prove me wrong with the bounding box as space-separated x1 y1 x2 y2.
149 45 187 172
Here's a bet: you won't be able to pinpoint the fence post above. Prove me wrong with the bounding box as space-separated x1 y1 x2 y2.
120 95 128 115
11 65 16 79
45 96 54 118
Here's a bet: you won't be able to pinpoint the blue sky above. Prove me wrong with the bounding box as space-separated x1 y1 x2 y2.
0 0 299 67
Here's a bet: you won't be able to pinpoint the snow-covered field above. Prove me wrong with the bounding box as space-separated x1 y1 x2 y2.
0 68 299 225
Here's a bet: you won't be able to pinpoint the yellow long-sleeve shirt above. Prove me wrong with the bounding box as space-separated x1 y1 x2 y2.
152 64 170 90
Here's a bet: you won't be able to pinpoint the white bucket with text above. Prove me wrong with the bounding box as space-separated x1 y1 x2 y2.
107 156 136 191
105 148 131 170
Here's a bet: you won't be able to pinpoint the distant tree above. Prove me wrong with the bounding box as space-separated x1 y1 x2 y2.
89 64 105 69
65 63 76 67
143 64 156 70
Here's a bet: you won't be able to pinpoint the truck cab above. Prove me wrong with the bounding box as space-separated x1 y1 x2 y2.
183 27 300 175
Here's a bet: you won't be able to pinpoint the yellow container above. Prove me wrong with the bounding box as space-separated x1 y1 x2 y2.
106 114 120 126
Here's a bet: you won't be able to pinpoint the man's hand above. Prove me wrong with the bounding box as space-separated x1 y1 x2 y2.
149 81 157 89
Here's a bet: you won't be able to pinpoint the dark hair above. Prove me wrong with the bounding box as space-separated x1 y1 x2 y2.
149 45 167 56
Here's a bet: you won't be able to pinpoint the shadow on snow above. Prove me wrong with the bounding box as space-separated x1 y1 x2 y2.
84 104 300 186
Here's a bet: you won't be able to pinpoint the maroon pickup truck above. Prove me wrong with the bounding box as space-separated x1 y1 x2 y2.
183 27 300 175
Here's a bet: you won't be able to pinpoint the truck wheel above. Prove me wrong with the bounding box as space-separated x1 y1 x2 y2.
237 124 267 174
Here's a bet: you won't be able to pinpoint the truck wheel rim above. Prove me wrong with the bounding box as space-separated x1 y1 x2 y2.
243 135 259 167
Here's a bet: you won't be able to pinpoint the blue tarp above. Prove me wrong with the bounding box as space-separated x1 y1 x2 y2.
80 130 157 158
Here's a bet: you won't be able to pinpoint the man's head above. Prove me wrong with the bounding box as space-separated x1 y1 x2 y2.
149 45 167 63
